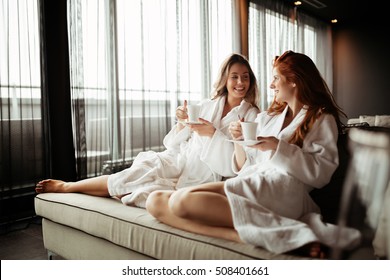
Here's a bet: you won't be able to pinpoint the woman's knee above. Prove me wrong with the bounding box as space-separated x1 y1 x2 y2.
169 190 192 218
145 191 168 218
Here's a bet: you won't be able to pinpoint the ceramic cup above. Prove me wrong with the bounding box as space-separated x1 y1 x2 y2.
241 121 258 140
187 104 201 122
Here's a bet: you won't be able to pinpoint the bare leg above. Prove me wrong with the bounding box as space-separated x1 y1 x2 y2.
146 182 242 243
35 175 110 197
169 182 233 227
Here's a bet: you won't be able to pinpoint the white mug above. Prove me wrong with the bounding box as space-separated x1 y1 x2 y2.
241 121 258 141
187 104 201 122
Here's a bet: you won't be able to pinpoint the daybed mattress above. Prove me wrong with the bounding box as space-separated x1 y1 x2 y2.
34 193 310 260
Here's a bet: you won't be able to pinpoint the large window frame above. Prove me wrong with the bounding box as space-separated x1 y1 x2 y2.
0 0 43 186
67 0 240 177
0 0 44 223
248 0 333 110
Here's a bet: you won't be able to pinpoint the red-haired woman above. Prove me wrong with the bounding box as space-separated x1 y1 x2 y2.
146 51 360 257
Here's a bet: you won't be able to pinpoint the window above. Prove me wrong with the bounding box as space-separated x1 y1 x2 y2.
248 0 332 110
0 0 42 185
0 0 42 223
0 0 41 119
67 0 239 177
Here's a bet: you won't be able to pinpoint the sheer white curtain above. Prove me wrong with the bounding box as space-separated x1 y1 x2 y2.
0 0 42 187
248 0 332 110
0 0 43 223
67 0 240 177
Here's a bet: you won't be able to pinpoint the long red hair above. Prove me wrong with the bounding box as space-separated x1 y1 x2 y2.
268 51 347 147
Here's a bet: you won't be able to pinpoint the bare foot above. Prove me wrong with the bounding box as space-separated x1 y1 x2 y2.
290 242 328 259
307 242 327 259
35 179 69 193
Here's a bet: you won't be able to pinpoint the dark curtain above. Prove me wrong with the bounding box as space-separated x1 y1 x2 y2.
0 0 77 226
40 0 77 181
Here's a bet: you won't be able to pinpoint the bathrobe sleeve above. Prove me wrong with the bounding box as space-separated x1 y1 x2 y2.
163 125 192 150
240 107 259 123
231 111 265 174
199 129 235 177
200 103 260 178
163 100 207 150
269 114 339 188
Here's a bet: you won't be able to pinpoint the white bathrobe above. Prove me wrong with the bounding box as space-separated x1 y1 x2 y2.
225 107 361 254
108 96 259 207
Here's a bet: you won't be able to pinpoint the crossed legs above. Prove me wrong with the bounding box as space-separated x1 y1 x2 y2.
146 182 330 258
145 182 242 243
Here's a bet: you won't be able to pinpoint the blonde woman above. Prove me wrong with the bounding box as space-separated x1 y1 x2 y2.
36 53 260 208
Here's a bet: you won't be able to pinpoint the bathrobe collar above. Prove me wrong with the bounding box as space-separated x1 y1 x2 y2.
202 96 253 130
264 105 308 138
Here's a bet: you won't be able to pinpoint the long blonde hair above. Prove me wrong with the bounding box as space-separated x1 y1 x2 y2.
269 51 347 147
212 53 259 109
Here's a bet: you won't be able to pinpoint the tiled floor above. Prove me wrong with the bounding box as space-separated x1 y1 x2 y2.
0 217 48 260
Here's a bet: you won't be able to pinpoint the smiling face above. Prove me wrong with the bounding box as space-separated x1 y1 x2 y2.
269 66 296 105
226 63 250 101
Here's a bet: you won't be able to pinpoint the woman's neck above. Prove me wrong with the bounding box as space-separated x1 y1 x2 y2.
222 96 242 118
282 103 303 130
226 95 242 109
287 100 304 119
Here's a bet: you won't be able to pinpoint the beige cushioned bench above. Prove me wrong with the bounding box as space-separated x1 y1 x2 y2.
34 193 311 260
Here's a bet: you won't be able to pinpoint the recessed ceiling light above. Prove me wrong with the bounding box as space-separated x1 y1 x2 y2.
331 19 338 23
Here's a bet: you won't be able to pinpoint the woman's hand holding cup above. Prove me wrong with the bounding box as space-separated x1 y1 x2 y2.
176 100 188 122
229 117 244 140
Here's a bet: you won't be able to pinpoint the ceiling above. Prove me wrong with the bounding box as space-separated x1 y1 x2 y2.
283 0 376 25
